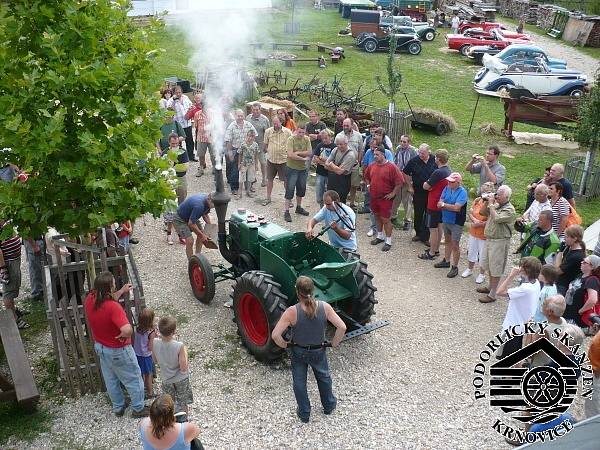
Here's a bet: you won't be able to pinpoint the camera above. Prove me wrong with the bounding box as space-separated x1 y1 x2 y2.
482 193 496 200
472 153 483 161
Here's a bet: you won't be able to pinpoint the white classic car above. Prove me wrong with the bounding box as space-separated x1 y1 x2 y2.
473 56 588 97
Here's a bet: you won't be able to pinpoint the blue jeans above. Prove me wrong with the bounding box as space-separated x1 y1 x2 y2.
94 343 144 412
285 168 308 200
24 239 44 298
290 347 337 420
315 174 327 205
226 149 239 191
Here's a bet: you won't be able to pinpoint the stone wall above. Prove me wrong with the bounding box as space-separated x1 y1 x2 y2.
536 4 556 30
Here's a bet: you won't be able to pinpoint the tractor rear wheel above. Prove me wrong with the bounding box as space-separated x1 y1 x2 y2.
339 249 377 325
232 271 288 361
188 253 215 304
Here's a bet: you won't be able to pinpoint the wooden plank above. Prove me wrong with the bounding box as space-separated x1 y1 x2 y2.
0 311 39 406
45 256 127 274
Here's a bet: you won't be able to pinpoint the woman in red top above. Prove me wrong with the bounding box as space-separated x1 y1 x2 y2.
364 146 403 252
84 271 148 417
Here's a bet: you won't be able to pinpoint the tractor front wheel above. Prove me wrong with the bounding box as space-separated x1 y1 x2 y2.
188 253 215 304
339 249 377 325
232 271 288 361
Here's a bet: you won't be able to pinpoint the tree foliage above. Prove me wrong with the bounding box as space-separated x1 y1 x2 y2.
0 0 174 239
575 69 600 149
375 36 402 110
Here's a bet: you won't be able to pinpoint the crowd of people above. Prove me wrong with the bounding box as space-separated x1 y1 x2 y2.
2 86 600 443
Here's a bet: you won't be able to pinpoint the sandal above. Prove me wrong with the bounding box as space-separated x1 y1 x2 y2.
418 250 439 260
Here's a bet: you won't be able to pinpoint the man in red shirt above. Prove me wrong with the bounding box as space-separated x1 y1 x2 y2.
364 146 403 251
84 271 148 417
419 149 451 260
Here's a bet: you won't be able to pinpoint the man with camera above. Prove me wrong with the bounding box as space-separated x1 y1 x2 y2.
166 86 195 162
478 185 516 303
465 145 505 192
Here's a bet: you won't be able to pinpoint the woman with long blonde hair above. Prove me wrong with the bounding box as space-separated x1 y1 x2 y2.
271 276 347 423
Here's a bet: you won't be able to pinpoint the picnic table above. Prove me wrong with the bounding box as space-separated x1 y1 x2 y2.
338 0 377 18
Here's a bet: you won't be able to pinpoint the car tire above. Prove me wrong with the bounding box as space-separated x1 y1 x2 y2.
569 88 584 97
424 31 435 41
496 84 512 96
408 42 422 55
363 39 378 53
459 44 471 56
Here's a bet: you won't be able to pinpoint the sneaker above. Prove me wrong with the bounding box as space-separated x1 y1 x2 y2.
461 268 473 278
447 266 459 278
295 206 309 216
167 234 174 245
479 295 496 304
475 273 486 284
381 243 391 252
367 228 374 237
370 238 384 245
433 259 450 269
476 286 491 294
114 407 126 417
196 167 204 177
296 408 309 423
131 406 150 418
223 299 233 308
284 210 292 222
324 400 337 415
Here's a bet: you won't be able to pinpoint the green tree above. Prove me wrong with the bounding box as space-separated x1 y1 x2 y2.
575 69 600 195
0 0 174 240
375 36 402 114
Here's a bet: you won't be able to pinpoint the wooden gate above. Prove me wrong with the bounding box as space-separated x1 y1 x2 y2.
372 109 412 145
44 230 146 397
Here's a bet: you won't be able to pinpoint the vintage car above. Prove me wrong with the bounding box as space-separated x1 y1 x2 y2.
474 58 588 97
458 21 507 34
466 44 567 68
351 10 434 39
446 28 530 55
356 31 422 55
393 25 437 41
461 27 530 40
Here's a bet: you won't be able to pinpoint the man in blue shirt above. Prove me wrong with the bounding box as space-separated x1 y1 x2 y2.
306 190 357 251
434 172 468 278
173 193 214 258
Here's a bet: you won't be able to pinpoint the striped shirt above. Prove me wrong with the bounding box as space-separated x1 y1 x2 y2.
0 235 21 261
264 126 292 164
193 110 211 143
551 197 570 239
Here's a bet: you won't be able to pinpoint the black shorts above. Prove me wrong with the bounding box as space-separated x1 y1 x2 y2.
426 209 442 228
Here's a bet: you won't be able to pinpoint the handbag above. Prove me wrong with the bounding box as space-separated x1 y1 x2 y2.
565 277 583 306
566 204 582 227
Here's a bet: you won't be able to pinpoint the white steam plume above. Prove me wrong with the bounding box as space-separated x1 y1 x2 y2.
173 9 260 171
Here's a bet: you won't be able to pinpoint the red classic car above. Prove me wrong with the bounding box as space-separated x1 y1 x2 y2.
446 29 530 55
462 27 530 40
458 21 507 34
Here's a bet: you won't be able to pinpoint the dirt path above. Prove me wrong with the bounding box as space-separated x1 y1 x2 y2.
500 21 600 74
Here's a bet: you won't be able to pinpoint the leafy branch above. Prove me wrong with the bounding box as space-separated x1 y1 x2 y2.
375 35 402 111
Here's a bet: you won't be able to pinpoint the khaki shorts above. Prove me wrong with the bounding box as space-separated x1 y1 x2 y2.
173 214 202 240
162 377 194 413
351 167 361 187
239 165 256 184
480 239 510 278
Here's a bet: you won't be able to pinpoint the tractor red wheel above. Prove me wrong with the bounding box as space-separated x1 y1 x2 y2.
188 253 215 304
232 271 288 361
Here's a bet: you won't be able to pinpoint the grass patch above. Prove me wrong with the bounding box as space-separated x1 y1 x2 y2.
0 403 52 445
204 348 242 371
151 7 600 223
500 15 600 60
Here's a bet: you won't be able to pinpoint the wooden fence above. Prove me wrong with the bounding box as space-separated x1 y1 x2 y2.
372 109 412 145
44 231 146 397
565 155 600 199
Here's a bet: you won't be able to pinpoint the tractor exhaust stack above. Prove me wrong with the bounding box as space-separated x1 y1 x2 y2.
212 169 236 264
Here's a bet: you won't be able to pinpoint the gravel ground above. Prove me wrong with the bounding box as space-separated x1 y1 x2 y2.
7 167 590 450
498 22 600 75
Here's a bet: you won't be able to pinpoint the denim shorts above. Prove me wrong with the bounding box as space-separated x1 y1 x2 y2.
285 167 308 200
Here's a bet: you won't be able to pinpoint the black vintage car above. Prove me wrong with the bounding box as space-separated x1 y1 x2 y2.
356 31 422 55
465 45 502 64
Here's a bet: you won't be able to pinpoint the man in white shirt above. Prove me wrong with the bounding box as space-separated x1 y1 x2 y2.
166 86 195 162
520 184 552 224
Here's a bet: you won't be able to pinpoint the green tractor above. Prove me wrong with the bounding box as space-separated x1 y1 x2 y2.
188 171 387 361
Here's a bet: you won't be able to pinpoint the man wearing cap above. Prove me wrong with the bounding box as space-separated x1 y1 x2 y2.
435 172 468 278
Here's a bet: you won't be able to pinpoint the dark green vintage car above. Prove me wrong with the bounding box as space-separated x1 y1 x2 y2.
393 25 437 42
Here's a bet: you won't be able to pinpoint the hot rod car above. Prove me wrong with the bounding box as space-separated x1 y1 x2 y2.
356 31 422 55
